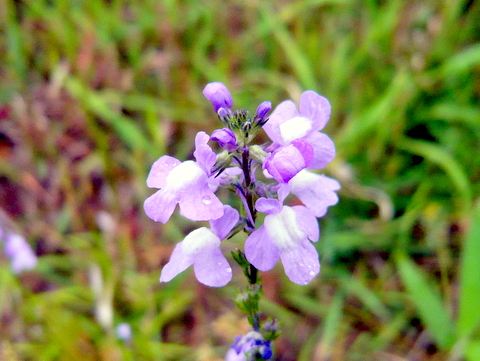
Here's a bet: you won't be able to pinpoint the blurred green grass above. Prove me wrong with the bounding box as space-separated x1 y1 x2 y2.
0 0 479 360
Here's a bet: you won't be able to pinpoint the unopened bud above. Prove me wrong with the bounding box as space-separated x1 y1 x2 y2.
255 101 271 119
211 128 237 151
248 145 267 164
203 82 233 112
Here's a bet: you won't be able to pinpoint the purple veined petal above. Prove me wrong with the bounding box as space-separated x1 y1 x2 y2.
289 171 340 217
146 156 182 188
262 100 298 145
144 189 178 224
211 128 237 151
209 205 240 240
159 242 195 283
299 91 331 131
178 182 224 221
245 226 280 271
203 82 233 112
280 239 320 285
145 160 223 222
255 197 282 215
193 247 232 287
291 139 314 166
292 206 319 242
194 131 217 174
161 227 220 283
263 140 313 183
304 132 336 169
145 161 205 223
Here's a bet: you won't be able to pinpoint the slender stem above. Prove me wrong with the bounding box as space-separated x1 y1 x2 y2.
242 148 256 228
241 147 260 286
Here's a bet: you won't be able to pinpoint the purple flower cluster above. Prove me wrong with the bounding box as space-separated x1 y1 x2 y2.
144 82 340 287
225 331 273 361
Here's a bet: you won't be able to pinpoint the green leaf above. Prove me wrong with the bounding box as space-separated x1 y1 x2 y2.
396 251 455 349
458 202 480 337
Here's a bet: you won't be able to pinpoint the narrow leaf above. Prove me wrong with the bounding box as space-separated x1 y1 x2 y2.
396 251 455 349
458 202 480 336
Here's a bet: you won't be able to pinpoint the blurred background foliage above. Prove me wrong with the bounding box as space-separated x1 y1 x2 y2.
0 0 479 360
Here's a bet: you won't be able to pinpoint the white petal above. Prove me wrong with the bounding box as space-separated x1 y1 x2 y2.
181 227 220 256
279 116 313 144
264 206 305 250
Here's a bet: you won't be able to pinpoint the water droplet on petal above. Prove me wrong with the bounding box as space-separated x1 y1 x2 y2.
309 270 315 276
299 262 305 267
202 196 212 205
226 267 232 273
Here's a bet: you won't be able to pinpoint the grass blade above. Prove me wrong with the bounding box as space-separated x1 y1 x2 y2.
395 251 455 349
458 202 480 337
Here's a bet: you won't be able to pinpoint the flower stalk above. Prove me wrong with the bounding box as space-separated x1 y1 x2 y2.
144 82 341 360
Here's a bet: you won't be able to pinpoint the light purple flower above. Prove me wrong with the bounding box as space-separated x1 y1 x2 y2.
280 170 341 217
211 128 237 151
263 139 314 183
203 82 233 112
116 323 132 341
262 90 335 169
144 132 224 223
160 205 239 287
245 198 320 285
4 233 37 274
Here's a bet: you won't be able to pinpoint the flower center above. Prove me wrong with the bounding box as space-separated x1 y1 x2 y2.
181 227 220 256
165 161 205 192
264 206 305 249
279 116 312 144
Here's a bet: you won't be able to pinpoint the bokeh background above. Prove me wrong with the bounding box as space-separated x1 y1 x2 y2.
1 0 479 360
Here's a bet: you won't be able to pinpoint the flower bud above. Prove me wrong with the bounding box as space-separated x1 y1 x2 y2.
248 145 267 164
211 150 233 175
263 139 314 183
211 128 237 151
203 82 233 112
255 101 271 120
